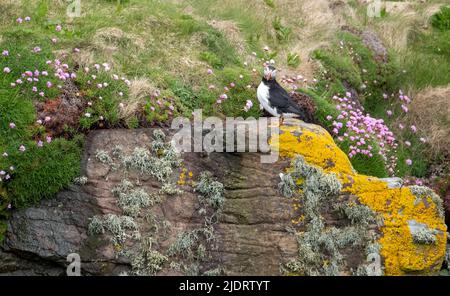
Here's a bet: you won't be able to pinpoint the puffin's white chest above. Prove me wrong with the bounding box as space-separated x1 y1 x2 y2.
257 82 279 117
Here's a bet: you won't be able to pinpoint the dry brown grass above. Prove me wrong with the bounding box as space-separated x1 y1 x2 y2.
407 85 450 157
120 78 158 120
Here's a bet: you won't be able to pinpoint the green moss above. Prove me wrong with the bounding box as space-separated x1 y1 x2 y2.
5 138 83 207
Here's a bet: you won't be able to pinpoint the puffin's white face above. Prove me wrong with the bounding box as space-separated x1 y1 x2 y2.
263 66 277 80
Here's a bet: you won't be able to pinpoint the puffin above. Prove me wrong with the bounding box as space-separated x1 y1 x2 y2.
257 65 307 123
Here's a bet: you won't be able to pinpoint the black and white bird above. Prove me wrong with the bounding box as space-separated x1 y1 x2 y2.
257 65 307 123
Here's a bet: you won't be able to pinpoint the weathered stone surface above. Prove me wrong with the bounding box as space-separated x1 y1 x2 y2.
0 120 446 276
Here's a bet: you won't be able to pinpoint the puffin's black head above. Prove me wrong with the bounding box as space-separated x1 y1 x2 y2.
263 65 277 81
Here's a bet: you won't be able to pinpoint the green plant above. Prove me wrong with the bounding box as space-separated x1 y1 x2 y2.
263 0 275 8
272 16 292 42
5 138 83 207
431 6 450 31
199 51 223 68
287 52 301 68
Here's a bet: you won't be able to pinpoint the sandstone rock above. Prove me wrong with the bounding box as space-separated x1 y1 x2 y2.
0 120 446 275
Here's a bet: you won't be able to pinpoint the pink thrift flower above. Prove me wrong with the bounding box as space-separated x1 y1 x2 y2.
405 159 412 166
56 25 62 32
2 50 9 56
25 16 31 22
410 125 417 133
46 136 52 143
16 17 23 24
9 122 16 129
3 67 11 73
207 69 213 75
19 145 26 152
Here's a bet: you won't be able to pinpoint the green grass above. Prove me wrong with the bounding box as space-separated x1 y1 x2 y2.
403 28 450 90
4 138 82 208
431 6 450 31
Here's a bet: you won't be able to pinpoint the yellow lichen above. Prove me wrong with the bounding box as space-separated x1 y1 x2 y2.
274 119 447 275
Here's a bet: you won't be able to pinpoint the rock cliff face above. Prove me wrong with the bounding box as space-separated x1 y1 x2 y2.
0 120 446 275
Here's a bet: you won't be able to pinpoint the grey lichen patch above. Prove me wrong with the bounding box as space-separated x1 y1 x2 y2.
112 180 152 217
168 226 215 260
130 237 168 275
96 130 182 184
122 142 180 183
333 201 377 227
160 183 183 196
410 185 444 218
281 156 381 276
95 149 113 164
278 173 296 198
408 220 438 245
88 214 139 245
196 172 225 215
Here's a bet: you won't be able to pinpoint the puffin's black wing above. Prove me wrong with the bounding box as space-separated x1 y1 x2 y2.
268 82 308 119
